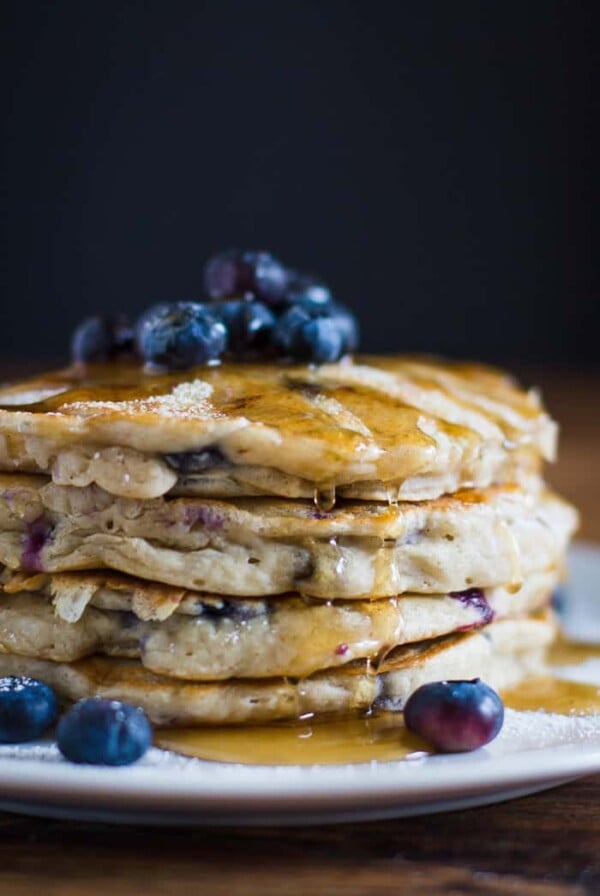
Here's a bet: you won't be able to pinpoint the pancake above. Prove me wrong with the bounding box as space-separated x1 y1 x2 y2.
0 614 556 725
166 452 542 503
0 568 555 679
0 356 556 501
0 476 575 598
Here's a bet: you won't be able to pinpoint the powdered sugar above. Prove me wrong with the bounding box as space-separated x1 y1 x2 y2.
62 379 216 419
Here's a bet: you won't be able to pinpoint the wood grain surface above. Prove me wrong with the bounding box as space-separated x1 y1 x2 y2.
0 365 598 896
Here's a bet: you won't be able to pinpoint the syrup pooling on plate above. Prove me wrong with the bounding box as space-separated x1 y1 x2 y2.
502 678 600 716
499 636 600 716
501 636 600 716
548 636 600 666
155 712 431 765
155 635 600 765
155 679 600 765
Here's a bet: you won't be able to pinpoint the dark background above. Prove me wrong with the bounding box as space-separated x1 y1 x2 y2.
0 1 597 365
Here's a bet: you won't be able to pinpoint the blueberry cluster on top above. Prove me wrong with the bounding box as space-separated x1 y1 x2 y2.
71 250 359 369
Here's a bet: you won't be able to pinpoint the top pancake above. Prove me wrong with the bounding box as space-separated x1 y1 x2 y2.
0 356 556 501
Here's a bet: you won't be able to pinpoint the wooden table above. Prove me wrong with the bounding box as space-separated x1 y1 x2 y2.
0 366 598 896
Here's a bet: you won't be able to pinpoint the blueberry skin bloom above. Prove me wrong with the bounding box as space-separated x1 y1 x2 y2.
404 679 504 752
136 302 227 369
57 698 152 766
71 314 133 363
0 676 58 743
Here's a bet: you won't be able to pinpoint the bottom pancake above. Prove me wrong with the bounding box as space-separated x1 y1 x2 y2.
0 614 555 725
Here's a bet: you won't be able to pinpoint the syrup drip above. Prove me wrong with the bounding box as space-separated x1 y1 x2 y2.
384 484 400 507
313 485 336 513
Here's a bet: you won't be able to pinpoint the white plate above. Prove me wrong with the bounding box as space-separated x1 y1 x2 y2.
0 542 599 826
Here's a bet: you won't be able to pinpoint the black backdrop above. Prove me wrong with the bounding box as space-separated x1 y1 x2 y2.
0 1 597 364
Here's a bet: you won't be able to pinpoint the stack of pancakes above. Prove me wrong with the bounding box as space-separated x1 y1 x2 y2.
0 357 577 725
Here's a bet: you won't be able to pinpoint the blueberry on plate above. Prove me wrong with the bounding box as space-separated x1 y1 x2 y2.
71 315 134 364
204 250 289 306
0 676 58 743
57 697 152 766
216 298 276 354
273 301 359 363
136 302 227 369
404 679 504 753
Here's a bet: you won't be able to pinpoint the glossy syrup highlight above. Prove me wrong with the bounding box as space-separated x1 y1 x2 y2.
155 712 431 766
154 636 600 766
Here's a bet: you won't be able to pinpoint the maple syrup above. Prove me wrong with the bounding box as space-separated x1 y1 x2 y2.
155 713 430 766
502 677 600 715
154 636 600 766
0 357 550 494
548 636 600 666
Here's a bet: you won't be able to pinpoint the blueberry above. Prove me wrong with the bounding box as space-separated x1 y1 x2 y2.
274 302 359 363
284 273 333 309
0 676 58 743
294 317 345 363
164 446 227 474
450 588 494 627
22 515 53 573
57 698 152 766
134 302 170 337
216 298 276 355
71 315 134 364
404 679 504 753
204 250 289 306
551 587 567 616
332 303 360 353
136 302 227 369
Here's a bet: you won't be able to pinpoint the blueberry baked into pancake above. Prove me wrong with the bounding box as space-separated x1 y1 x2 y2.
0 250 578 751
